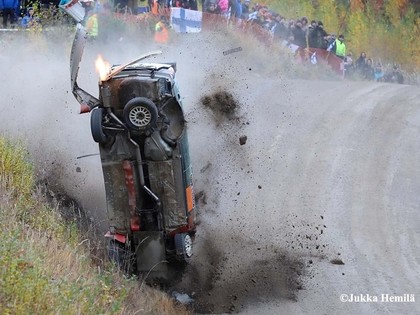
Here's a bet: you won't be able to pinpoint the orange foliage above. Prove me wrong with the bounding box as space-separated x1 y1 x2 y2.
350 0 365 11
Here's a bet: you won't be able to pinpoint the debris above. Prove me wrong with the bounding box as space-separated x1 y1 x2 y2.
222 46 243 56
330 259 345 265
172 292 194 305
239 135 247 145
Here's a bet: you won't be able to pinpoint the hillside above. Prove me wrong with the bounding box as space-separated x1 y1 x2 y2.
0 137 189 314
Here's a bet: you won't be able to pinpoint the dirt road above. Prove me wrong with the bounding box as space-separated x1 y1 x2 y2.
1 32 419 314
182 78 420 314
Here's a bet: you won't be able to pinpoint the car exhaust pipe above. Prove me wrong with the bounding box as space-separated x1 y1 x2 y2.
107 110 161 206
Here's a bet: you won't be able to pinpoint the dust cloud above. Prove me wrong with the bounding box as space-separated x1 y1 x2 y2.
1 24 420 315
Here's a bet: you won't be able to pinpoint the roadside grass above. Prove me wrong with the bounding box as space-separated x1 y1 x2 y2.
0 136 190 315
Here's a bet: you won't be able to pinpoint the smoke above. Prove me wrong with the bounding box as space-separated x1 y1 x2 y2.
0 33 104 226
0 28 346 310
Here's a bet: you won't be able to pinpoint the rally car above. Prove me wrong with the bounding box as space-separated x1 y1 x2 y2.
62 2 196 280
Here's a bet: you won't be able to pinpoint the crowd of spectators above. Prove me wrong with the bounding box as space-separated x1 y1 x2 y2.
350 52 404 83
196 0 404 83
0 0 405 83
151 0 403 82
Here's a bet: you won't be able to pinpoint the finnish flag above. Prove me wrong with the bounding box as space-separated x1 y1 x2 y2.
170 8 202 33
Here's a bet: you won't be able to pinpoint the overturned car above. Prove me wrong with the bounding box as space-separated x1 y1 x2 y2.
62 3 196 280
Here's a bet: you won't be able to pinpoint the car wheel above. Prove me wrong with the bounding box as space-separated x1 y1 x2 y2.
123 97 158 130
175 233 193 260
90 107 109 143
108 240 134 275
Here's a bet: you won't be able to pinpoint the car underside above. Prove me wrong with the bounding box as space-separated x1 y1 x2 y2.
62 4 196 281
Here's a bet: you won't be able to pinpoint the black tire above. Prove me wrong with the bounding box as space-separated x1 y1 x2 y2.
123 97 158 131
108 240 135 275
90 107 108 143
174 233 193 261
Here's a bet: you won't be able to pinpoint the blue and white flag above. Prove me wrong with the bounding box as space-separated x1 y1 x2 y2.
170 8 202 33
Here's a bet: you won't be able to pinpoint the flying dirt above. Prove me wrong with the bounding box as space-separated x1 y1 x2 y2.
0 25 419 314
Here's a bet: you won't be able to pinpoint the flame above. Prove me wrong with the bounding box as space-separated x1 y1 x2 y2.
95 54 111 81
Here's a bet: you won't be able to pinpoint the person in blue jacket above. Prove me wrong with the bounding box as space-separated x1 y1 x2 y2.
21 7 40 29
1 0 18 28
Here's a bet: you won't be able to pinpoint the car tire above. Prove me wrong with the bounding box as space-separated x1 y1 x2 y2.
90 107 109 143
123 97 158 130
175 233 193 261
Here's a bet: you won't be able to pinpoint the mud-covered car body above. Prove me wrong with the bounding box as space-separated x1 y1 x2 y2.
95 61 196 277
63 5 196 278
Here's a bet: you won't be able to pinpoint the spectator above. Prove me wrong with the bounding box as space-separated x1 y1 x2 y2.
160 0 171 8
233 0 242 18
80 0 95 21
307 20 317 46
21 7 40 29
85 10 98 39
329 34 346 59
14 0 21 21
344 52 354 77
1 0 18 28
218 0 228 16
373 62 384 82
274 16 289 40
154 15 169 44
291 20 306 47
240 0 250 19
355 52 367 70
174 0 197 10
300 16 308 32
309 19 317 30
363 58 374 80
309 21 328 49
150 0 158 15
260 10 274 30
384 64 404 84
191 0 198 10
247 6 264 25
326 33 336 49
228 0 236 17
272 14 288 40
204 0 221 13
